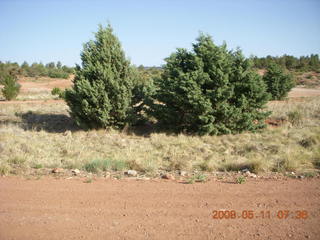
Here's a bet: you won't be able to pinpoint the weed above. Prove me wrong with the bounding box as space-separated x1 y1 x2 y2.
302 171 317 178
0 164 11 176
299 136 317 148
186 178 195 184
166 158 191 171
112 160 127 171
32 163 43 169
84 160 104 173
287 110 303 126
236 176 246 184
221 160 264 174
186 174 208 184
114 174 123 180
197 161 214 172
83 178 93 183
313 149 320 169
8 157 26 166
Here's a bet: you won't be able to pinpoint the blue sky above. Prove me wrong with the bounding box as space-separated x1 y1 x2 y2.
0 0 319 67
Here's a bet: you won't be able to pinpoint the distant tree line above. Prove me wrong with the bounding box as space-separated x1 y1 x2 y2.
251 54 320 71
0 61 74 79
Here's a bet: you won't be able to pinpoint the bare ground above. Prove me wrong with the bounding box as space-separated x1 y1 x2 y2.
0 177 319 240
288 88 320 98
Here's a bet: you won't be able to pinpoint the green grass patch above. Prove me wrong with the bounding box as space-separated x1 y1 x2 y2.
32 163 43 169
236 176 246 184
84 159 127 173
186 174 208 184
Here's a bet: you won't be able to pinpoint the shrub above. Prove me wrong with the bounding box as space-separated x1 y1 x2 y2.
51 87 62 96
65 24 134 129
51 87 65 99
263 63 295 100
1 74 21 100
149 34 270 135
48 69 69 79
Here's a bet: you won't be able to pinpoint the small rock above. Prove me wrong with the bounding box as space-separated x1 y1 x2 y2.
52 168 64 173
63 130 72 137
125 170 138 177
161 173 175 180
242 168 250 173
242 170 256 178
298 175 305 179
72 169 80 175
249 173 257 178
179 171 187 176
137 176 150 181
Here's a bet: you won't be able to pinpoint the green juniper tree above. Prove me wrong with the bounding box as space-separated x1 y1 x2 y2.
0 73 21 101
149 34 270 135
65 24 134 129
263 63 294 100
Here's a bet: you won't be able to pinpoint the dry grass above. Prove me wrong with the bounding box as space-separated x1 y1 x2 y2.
0 97 319 177
294 71 320 88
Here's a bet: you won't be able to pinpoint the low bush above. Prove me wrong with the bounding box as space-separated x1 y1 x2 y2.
51 87 66 99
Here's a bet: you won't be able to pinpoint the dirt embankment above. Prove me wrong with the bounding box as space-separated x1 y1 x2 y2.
0 177 319 240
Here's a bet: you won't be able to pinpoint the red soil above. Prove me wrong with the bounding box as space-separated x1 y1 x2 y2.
0 177 319 240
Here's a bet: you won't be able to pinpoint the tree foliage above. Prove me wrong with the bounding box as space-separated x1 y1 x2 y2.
251 54 320 72
263 63 295 100
149 34 270 135
0 61 73 79
65 24 134 129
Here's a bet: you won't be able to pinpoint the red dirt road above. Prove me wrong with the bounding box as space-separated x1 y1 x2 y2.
0 177 319 240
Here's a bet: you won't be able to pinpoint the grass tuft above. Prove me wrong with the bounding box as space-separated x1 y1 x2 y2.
84 159 127 173
236 176 246 184
186 174 208 184
0 164 11 176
